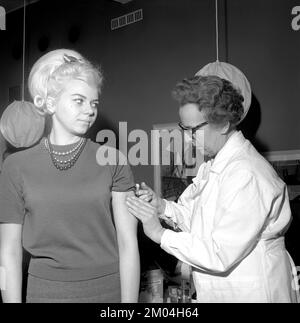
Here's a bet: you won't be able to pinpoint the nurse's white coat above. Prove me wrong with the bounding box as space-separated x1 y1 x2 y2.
160 131 299 303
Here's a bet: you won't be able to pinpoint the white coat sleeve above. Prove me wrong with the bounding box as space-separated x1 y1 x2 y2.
161 185 194 232
160 169 271 273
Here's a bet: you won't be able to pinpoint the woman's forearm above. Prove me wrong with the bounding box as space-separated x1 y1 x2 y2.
1 252 23 303
119 242 140 303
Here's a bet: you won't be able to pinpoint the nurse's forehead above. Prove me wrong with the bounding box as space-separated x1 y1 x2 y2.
179 103 205 123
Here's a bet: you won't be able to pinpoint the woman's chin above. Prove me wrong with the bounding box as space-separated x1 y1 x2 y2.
77 123 92 133
72 127 89 136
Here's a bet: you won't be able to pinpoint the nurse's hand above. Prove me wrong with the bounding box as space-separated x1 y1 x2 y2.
135 182 166 215
126 196 165 244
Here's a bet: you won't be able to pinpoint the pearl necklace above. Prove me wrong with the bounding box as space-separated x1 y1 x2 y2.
50 138 84 156
44 137 87 171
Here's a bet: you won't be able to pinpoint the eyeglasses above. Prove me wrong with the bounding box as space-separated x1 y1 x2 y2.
178 121 208 133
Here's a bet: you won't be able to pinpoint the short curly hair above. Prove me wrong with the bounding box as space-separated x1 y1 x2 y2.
172 75 244 127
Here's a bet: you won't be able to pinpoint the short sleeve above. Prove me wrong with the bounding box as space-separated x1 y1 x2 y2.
0 156 25 224
110 150 135 192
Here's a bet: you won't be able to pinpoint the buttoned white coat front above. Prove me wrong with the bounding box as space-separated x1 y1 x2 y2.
160 131 299 303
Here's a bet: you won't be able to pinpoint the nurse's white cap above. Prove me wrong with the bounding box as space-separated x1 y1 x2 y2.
195 61 252 124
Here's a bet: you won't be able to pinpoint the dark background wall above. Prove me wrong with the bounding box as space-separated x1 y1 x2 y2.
226 0 300 152
0 0 299 187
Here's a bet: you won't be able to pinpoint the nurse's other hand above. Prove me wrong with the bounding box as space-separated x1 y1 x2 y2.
135 182 166 215
126 196 165 244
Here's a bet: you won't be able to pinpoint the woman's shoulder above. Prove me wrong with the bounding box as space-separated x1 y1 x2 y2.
88 140 128 167
88 140 119 153
2 141 43 171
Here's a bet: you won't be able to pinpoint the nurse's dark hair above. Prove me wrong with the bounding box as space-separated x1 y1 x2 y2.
172 75 244 127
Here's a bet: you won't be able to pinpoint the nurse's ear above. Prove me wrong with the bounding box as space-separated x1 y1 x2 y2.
220 122 231 135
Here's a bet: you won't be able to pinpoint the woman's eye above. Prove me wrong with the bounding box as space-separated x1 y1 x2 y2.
91 102 99 109
74 98 84 105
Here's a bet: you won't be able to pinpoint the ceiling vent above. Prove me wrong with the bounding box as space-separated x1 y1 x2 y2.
111 9 143 30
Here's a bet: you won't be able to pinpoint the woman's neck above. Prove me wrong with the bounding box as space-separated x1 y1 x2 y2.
48 130 82 145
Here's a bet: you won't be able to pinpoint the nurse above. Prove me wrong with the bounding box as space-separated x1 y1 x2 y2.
127 73 299 302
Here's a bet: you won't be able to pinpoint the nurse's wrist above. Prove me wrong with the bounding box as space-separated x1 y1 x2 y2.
155 227 166 244
157 198 166 216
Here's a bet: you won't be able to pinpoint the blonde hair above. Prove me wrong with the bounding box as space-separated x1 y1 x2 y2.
28 49 103 115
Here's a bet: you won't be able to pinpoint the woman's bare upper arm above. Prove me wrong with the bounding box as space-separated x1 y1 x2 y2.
112 191 137 242
0 224 22 254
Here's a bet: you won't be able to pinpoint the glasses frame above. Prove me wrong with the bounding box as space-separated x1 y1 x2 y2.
178 121 208 134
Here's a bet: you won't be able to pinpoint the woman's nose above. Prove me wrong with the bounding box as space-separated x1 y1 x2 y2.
82 103 95 115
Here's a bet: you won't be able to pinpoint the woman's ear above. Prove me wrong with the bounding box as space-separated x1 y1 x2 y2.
45 96 56 114
33 95 45 109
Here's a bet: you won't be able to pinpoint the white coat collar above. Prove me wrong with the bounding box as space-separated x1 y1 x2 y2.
209 131 247 174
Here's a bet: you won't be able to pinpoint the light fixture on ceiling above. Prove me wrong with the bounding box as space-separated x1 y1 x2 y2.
0 0 45 148
195 0 252 124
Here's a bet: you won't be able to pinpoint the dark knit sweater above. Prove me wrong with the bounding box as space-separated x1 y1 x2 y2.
0 138 135 281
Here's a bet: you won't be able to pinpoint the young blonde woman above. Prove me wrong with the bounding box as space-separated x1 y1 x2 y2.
0 49 140 303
